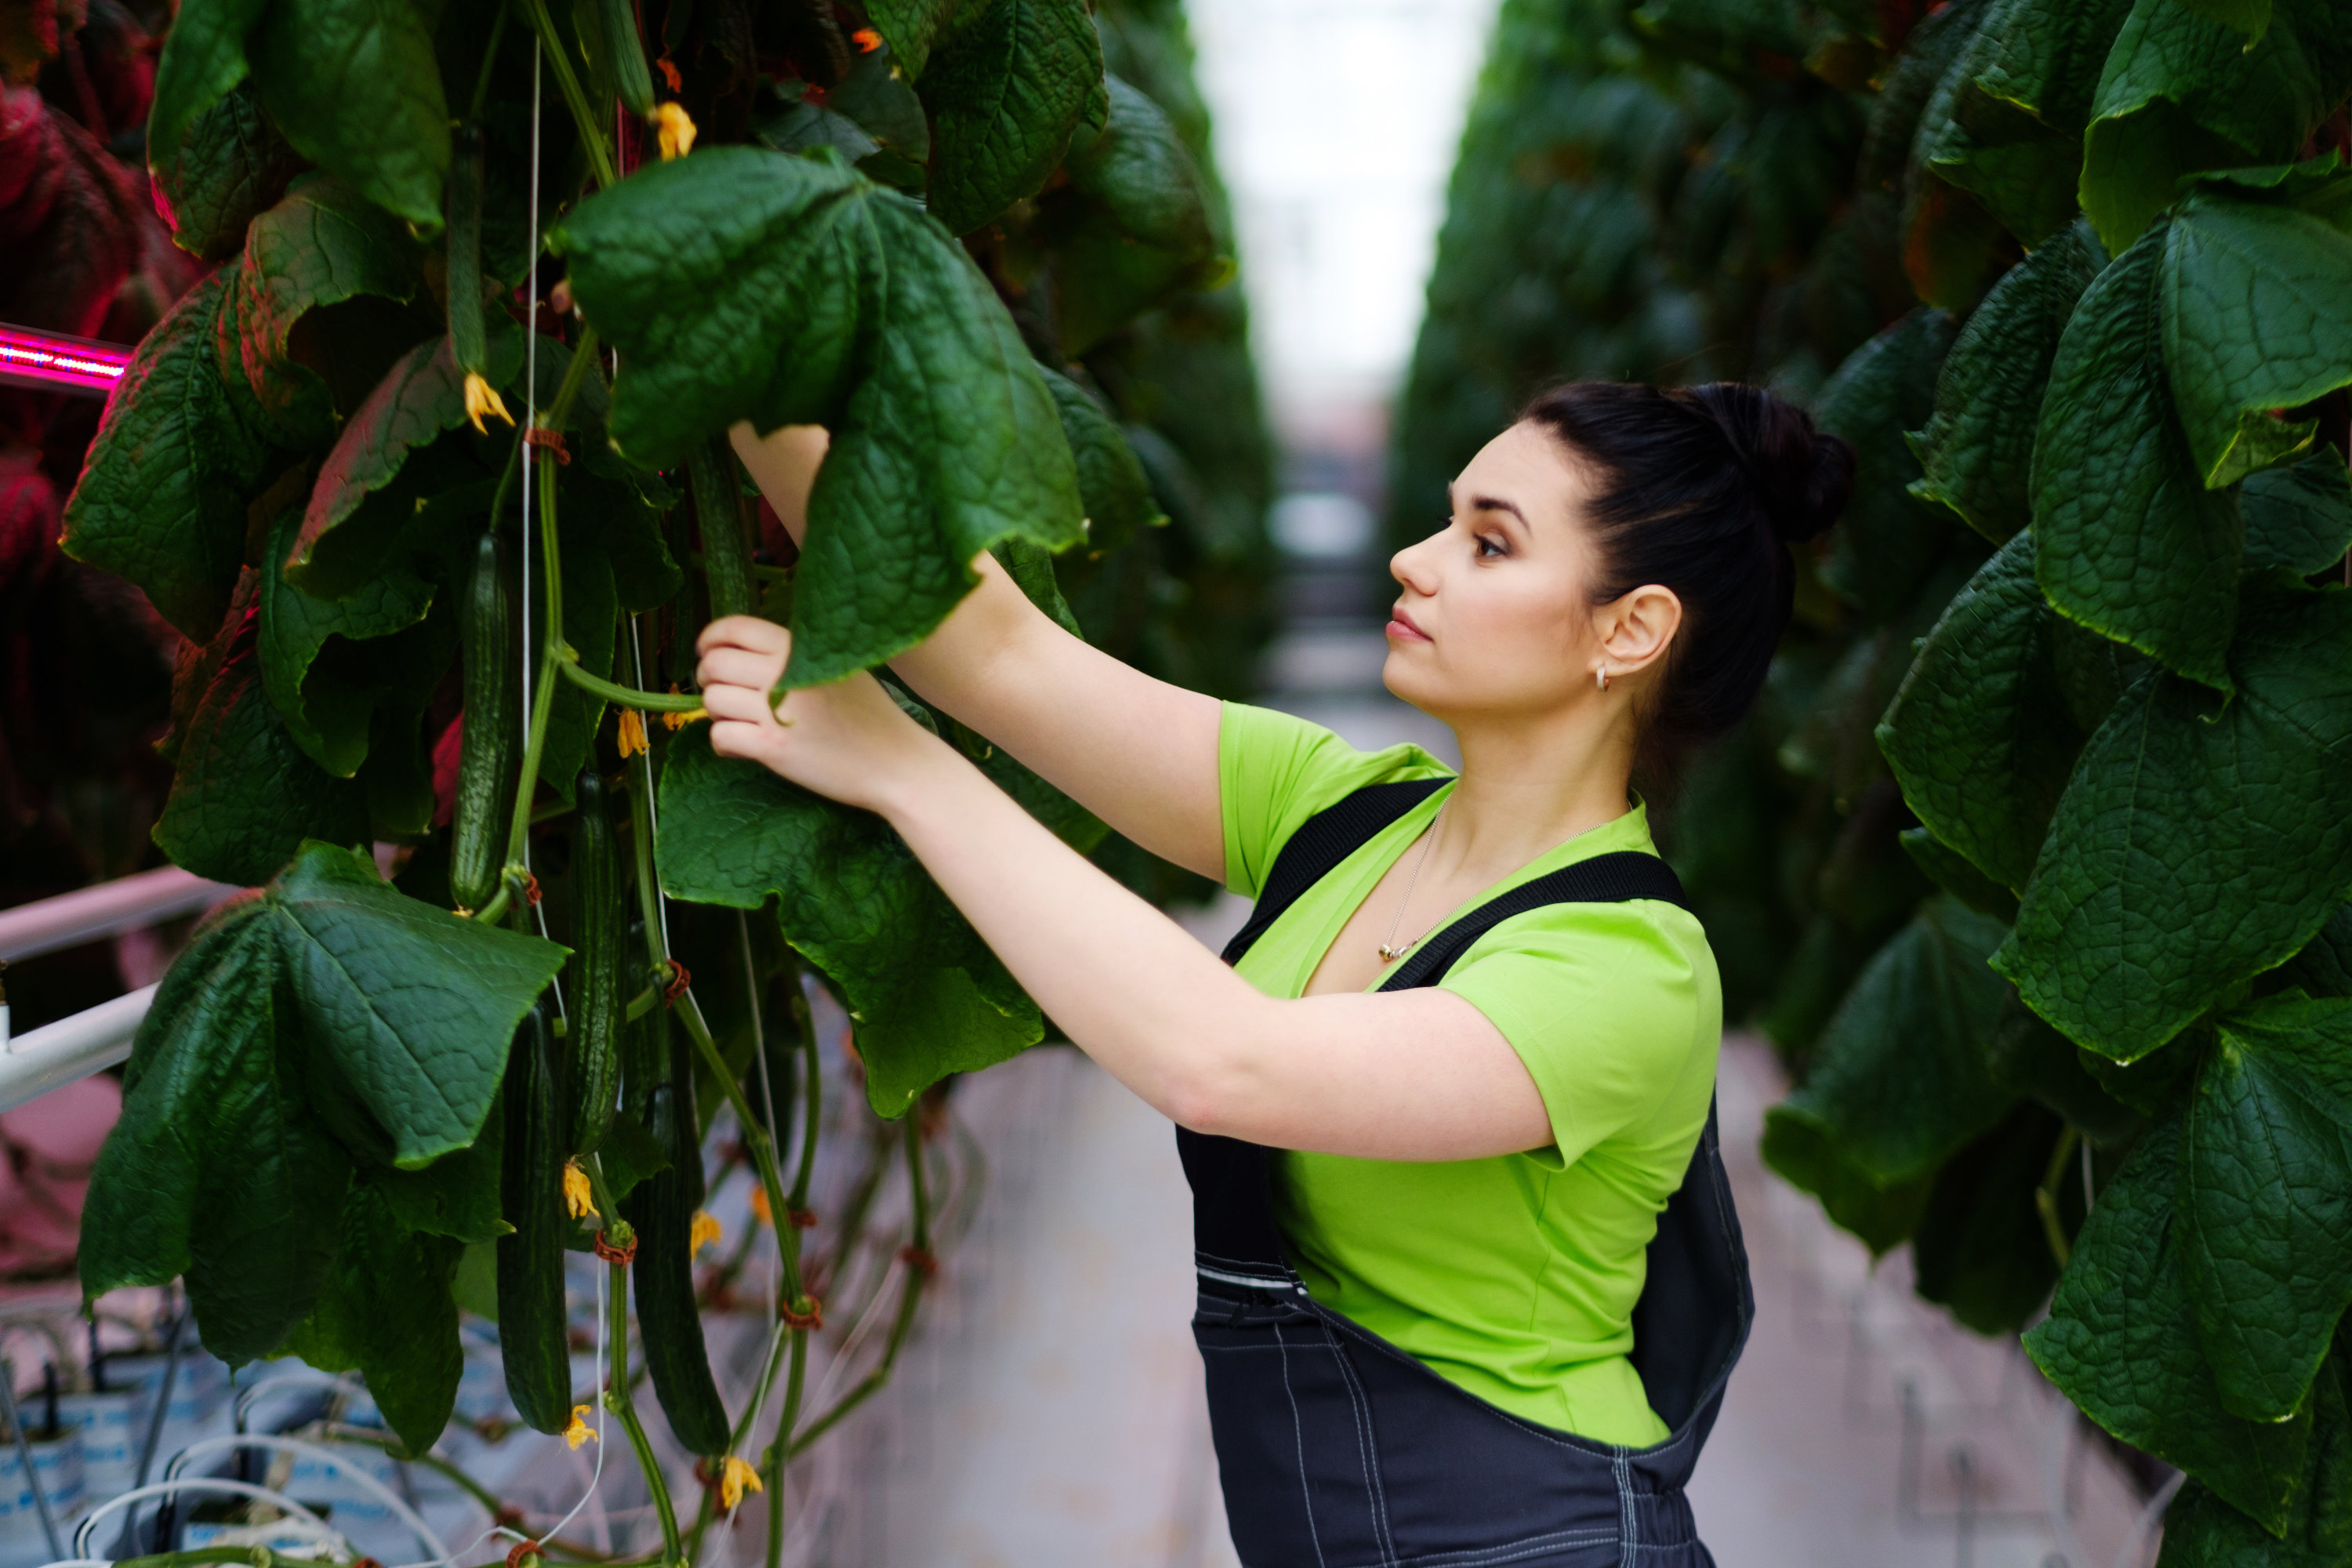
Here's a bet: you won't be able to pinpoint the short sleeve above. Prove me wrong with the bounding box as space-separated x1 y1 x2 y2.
1217 701 1451 899
1436 906 1705 1169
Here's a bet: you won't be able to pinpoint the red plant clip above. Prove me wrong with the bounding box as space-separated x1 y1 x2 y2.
523 427 572 465
593 1229 638 1266
782 1297 824 1330
520 871 542 906
663 957 691 1003
505 1539 544 1568
898 1245 939 1279
787 1207 818 1230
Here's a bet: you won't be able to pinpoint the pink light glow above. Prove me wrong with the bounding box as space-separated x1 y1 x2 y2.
0 323 133 397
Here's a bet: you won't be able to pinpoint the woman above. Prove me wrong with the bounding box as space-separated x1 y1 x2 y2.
708 380 1852 1566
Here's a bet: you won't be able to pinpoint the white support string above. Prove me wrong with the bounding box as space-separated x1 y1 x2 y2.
626 616 674 957
518 31 543 884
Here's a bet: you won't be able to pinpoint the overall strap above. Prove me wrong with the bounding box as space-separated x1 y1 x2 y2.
1218 778 1447 965
1375 852 1690 991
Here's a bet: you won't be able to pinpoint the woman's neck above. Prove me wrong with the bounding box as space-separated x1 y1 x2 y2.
1426 704 1639 881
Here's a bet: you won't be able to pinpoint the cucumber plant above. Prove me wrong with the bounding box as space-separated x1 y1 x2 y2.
58 0 1268 1552
1398 0 2352 1555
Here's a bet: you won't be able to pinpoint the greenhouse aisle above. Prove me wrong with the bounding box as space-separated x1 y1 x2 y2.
871 635 2160 1568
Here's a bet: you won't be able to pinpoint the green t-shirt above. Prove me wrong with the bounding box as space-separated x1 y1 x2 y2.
1217 700 1721 1447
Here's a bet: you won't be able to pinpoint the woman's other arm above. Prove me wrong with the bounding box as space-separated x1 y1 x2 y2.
730 421 1225 884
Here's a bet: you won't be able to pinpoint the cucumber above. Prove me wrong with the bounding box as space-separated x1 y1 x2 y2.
452 532 517 913
597 0 656 119
621 1027 731 1457
568 768 624 1156
496 1004 574 1435
447 124 488 376
688 435 756 622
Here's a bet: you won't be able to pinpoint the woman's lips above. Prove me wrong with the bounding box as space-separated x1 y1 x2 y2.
1386 608 1432 643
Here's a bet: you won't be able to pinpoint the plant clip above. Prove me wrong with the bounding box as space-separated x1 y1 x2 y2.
523 426 572 465
782 1296 824 1330
663 957 692 1003
505 1538 545 1568
494 1504 528 1529
519 870 543 906
788 1207 818 1230
692 1456 723 1493
898 1244 939 1279
593 1229 638 1266
354 1558 387 1568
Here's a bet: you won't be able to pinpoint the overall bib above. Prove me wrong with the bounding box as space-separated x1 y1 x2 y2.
1179 779 1754 1568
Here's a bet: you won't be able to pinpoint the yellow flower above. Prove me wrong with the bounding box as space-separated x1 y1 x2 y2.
616 708 648 759
564 1404 597 1449
719 1455 764 1509
655 102 698 161
463 372 514 434
748 1185 771 1226
563 1159 597 1220
689 1209 722 1259
662 705 706 731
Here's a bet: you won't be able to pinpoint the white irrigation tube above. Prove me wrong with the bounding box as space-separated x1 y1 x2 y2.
230 1369 365 1432
70 1478 336 1559
0 986 154 1114
164 1436 447 1564
0 867 233 964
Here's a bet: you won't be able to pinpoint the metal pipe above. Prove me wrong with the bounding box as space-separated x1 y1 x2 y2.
0 985 155 1114
0 866 234 964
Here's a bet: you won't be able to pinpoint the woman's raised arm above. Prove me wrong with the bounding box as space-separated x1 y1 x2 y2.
728 421 1228 884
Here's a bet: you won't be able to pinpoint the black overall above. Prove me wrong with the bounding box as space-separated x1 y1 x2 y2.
1180 779 1753 1568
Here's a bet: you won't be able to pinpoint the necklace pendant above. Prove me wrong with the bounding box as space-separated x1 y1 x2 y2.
1377 942 1404 960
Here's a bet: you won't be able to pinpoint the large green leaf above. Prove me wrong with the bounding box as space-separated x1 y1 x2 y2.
1909 219 2104 543
2161 184 2352 489
1878 531 2082 893
2024 1105 2313 1531
550 147 1084 686
535 542 615 804
2242 453 2352 575
862 0 963 78
249 0 452 230
2183 994 2352 1421
1756 1111 1933 1256
1911 1103 2072 1335
258 506 436 778
2157 1340 2352 1567
2081 0 2352 252
60 268 285 639
1986 987 2144 1143
1970 0 2135 138
1042 368 1166 557
277 1181 464 1455
230 174 420 445
1813 309 1959 622
151 82 304 263
1997 575 2352 1062
144 0 274 173
1766 898 2016 1191
655 727 1040 1116
920 0 1105 236
80 905 354 1363
2031 220 2239 693
1047 73 1222 354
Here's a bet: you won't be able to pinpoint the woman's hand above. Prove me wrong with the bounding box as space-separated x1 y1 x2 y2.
695 615 949 815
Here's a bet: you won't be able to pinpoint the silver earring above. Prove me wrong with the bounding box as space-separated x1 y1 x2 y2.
1595 666 1610 692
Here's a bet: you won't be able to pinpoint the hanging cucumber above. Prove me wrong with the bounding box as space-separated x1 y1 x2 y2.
496 1004 575 1435
579 0 656 120
621 1026 731 1457
452 532 517 914
689 434 757 622
448 124 510 434
568 768 625 1156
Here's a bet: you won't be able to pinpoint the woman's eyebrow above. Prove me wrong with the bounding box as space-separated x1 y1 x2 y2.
1468 495 1529 528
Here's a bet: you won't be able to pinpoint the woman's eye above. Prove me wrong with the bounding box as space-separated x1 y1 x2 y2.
1475 535 1505 558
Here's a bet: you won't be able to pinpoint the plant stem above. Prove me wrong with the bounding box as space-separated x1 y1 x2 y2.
688 437 756 621
673 993 803 1312
559 658 706 711
468 0 513 124
2034 1124 2082 1269
112 1547 274 1568
786 1116 931 1457
604 1258 683 1568
686 550 793 583
516 0 620 189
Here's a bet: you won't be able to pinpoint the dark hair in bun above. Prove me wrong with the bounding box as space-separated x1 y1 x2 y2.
1521 379 1854 786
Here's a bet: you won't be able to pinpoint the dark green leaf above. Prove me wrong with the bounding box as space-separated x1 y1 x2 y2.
145 0 274 172
1912 1103 2072 1335
1770 898 2016 1188
373 1105 509 1245
2162 188 2352 488
1041 367 1166 557
862 0 960 78
1813 309 1959 622
60 268 285 639
1969 0 2134 140
827 42 930 158
1758 1109 1933 1255
536 543 615 804
1899 827 2020 921
2024 1105 2312 1530
1909 219 2104 543
1987 986 2144 1143
1998 575 2352 1061
551 147 1084 686
2031 220 2240 692
151 82 305 264
2243 453 2352 575
2082 0 2352 252
2157 1341 2352 1567
919 0 1104 236
656 726 1043 1116
2184 993 2352 1421
258 506 435 778
2276 905 2352 999
277 1181 464 1454
250 0 452 230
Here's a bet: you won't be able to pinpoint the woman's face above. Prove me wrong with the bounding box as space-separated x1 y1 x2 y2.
1381 419 1619 721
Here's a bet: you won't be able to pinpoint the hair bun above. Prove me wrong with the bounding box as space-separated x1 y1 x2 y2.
1691 383 1853 543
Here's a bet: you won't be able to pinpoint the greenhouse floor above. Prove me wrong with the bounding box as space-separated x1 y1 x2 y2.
856 639 2164 1568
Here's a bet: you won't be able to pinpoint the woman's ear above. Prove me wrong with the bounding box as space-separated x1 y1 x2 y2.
1594 585 1682 676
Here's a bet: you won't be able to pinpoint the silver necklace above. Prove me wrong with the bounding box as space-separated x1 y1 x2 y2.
1377 800 1450 961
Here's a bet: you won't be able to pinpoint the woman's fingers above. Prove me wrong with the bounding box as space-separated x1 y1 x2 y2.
698 613 791 660
696 645 782 692
701 682 783 725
